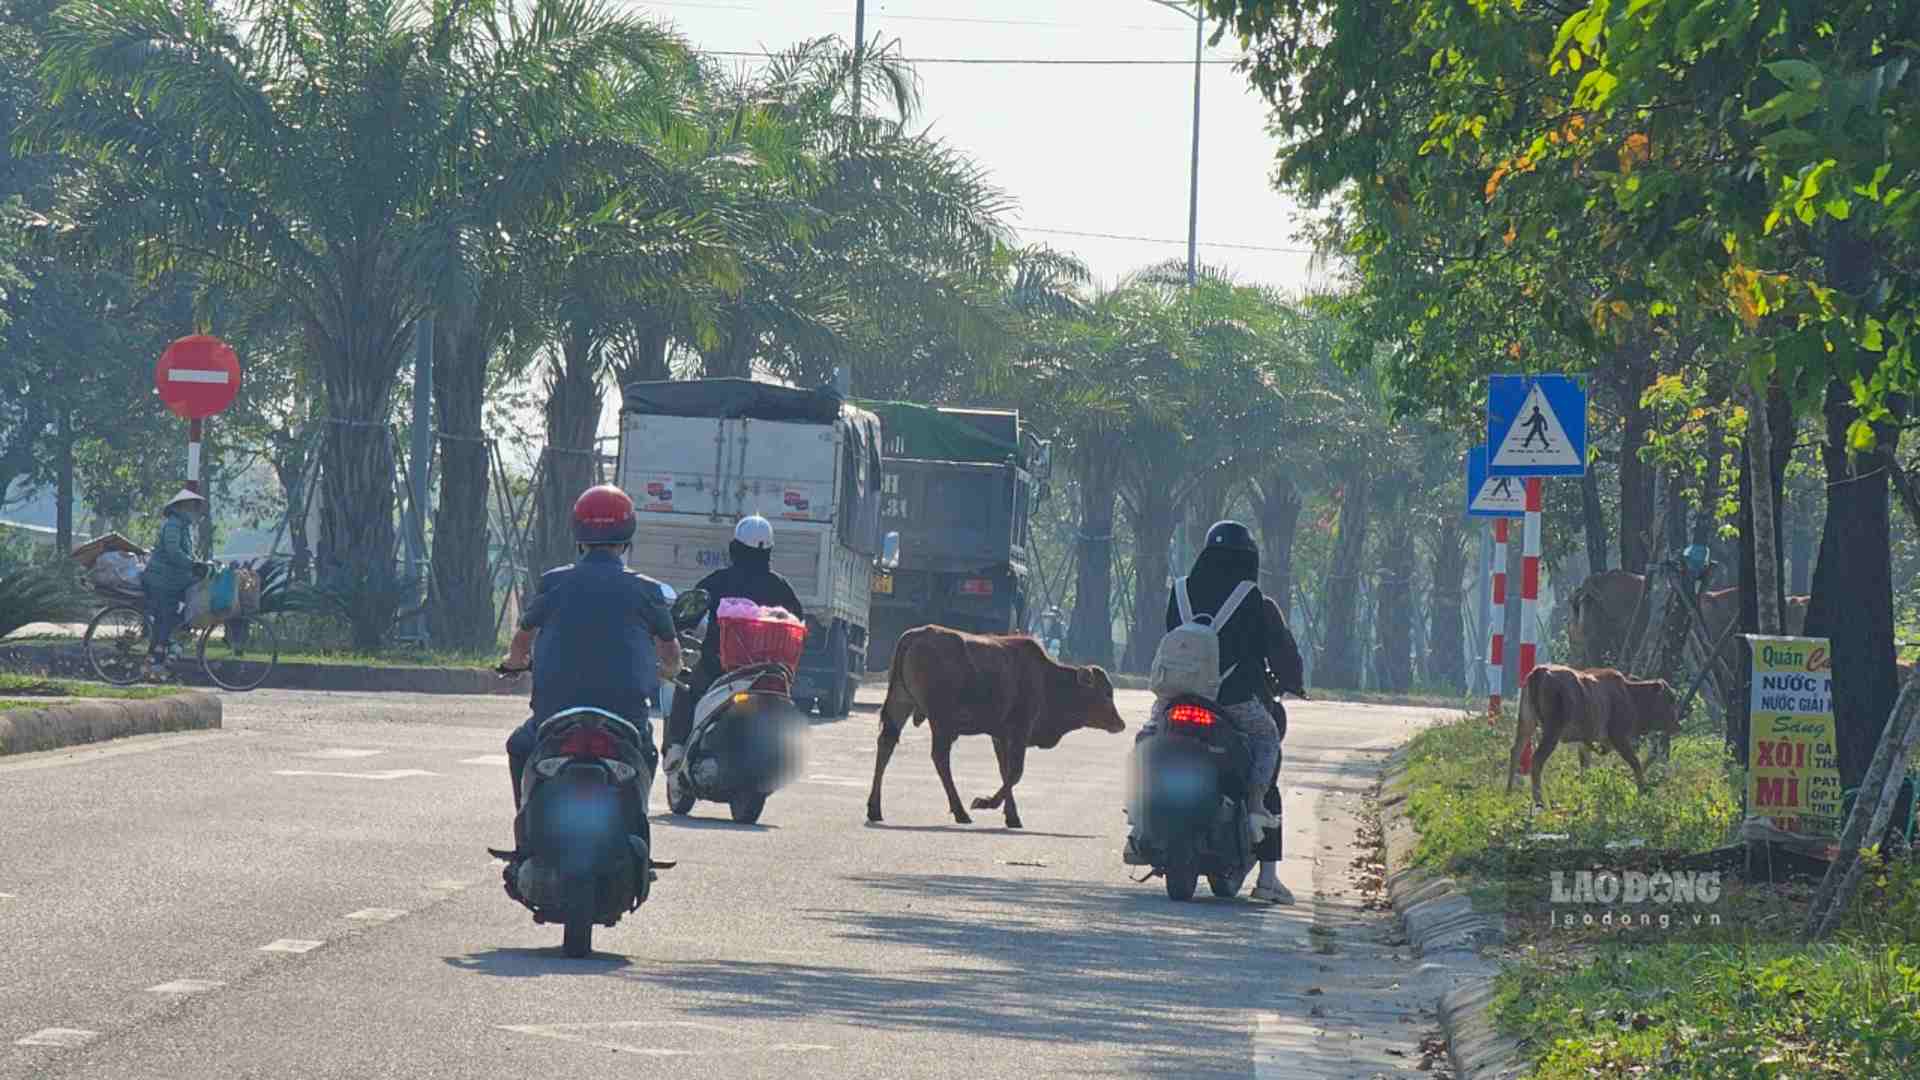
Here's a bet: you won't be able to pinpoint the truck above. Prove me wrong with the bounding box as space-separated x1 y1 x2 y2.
858 401 1050 672
616 378 888 717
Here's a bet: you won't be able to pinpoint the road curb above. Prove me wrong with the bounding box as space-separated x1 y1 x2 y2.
1379 751 1525 1079
0 643 526 697
0 690 222 756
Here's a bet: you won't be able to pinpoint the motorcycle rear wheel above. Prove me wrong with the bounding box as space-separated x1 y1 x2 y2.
730 793 767 824
561 874 594 958
668 781 696 816
1208 867 1250 899
1164 865 1199 902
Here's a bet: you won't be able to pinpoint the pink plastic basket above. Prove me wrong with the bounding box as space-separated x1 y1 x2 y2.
719 615 808 671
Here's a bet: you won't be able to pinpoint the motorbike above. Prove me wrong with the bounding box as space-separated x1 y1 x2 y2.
487 659 678 957
1124 694 1256 902
665 587 809 825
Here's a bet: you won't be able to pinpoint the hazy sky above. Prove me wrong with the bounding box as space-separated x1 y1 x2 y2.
624 0 1321 292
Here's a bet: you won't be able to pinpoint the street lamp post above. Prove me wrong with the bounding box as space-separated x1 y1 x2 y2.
1151 0 1203 289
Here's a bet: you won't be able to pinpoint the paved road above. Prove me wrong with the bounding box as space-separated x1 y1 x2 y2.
2 685 1453 1079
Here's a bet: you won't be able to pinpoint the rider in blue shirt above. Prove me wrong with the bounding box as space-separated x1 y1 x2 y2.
501 485 680 832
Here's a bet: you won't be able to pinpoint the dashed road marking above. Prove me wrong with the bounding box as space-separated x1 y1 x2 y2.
0 892 16 900
271 769 438 781
259 939 325 954
294 748 384 760
345 908 407 923
499 1022 836 1057
15 1028 99 1048
427 879 469 892
460 755 508 766
803 774 866 788
148 979 224 994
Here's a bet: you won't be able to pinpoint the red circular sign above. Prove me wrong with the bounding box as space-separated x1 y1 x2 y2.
154 335 242 419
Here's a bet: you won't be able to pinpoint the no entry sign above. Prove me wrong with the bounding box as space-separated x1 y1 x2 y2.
154 335 242 419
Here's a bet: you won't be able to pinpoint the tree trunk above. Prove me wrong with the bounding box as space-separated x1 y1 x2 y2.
1068 440 1119 668
1664 466 1689 555
1124 487 1177 674
1428 513 1469 692
1253 471 1303 616
1375 510 1416 693
1693 415 1727 548
1749 384 1783 635
530 328 604 579
54 408 74 554
1803 381 1904 789
316 322 407 650
1619 390 1657 573
1580 464 1608 575
1733 385 1794 761
427 314 497 652
615 320 673 387
1316 467 1371 690
277 431 314 584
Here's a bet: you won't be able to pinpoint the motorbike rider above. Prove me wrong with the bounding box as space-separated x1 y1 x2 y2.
500 484 681 851
664 514 804 801
1138 520 1288 903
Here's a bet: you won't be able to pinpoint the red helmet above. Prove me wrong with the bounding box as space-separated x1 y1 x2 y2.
572 485 636 545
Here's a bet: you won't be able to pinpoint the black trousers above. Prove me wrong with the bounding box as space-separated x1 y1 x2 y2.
664 655 718 753
1255 746 1284 861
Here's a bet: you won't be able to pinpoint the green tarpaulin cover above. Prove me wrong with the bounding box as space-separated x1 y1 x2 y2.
858 400 1022 467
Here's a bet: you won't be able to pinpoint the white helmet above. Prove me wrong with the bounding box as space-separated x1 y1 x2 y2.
733 515 774 551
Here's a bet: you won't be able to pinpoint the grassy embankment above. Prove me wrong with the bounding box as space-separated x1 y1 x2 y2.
1396 710 1920 1078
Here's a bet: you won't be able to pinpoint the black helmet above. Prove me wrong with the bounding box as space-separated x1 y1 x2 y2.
1204 520 1258 554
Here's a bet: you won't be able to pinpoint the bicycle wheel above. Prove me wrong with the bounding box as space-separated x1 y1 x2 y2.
199 615 279 692
84 606 150 686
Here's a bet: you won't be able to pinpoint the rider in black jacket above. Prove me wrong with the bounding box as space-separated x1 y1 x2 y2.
664 515 804 799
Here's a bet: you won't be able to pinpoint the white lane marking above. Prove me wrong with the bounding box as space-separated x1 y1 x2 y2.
459 755 509 766
345 908 407 923
271 769 438 781
15 1028 99 1048
803 773 866 788
148 979 224 994
294 748 384 760
259 939 325 954
0 892 16 899
0 729 247 773
500 1022 835 1057
427 879 469 892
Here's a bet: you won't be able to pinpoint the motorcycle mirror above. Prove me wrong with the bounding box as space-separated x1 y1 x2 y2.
670 588 709 631
880 531 901 570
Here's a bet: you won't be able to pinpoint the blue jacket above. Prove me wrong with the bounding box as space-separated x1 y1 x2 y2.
520 550 675 721
141 509 198 594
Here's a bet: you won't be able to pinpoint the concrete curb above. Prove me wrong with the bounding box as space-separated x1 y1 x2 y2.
0 643 526 697
0 690 222 756
1379 750 1526 1078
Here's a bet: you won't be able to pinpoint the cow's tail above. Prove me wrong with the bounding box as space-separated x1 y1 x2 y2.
878 631 919 742
1507 667 1542 793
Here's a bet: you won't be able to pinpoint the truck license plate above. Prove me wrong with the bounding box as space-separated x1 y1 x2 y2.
873 573 893 595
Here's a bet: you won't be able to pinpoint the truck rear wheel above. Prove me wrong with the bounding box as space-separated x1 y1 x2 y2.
820 624 851 716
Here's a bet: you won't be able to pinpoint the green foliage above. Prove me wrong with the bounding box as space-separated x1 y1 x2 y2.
0 564 87 639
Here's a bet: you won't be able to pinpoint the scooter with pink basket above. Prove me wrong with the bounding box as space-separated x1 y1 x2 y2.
665 590 810 824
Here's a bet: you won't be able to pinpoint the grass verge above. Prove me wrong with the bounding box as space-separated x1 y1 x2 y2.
1395 709 1920 1077
0 672 177 708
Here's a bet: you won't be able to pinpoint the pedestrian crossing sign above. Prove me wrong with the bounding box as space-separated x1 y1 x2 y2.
1488 374 1586 476
1466 444 1525 517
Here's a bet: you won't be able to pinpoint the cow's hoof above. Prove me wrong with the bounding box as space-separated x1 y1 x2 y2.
1005 818 1022 831
866 810 883 824
969 797 994 810
952 811 973 825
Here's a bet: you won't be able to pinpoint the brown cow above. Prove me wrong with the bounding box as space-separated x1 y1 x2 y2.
1567 570 1809 669
1506 664 1680 808
865 625 1127 829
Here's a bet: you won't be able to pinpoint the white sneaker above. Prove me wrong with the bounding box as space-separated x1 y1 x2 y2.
1252 880 1295 905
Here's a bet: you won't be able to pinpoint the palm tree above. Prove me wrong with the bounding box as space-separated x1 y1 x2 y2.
31 0 682 648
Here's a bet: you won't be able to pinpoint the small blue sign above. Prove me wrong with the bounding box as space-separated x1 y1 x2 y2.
1466 444 1525 518
1487 374 1587 477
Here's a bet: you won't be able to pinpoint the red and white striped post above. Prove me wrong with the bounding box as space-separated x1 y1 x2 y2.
186 418 204 495
1516 477 1544 771
1487 518 1508 719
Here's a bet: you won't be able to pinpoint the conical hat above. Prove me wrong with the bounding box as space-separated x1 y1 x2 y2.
164 489 207 510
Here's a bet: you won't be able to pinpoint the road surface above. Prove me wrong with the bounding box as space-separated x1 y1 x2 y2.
2 685 1455 1078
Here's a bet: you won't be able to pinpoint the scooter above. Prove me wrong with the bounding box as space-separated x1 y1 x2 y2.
487 702 661 957
665 588 809 825
1123 695 1256 902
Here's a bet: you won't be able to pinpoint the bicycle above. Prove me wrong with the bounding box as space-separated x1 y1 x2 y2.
82 568 280 692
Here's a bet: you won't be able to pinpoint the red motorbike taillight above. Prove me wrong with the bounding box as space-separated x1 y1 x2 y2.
557 727 620 758
1167 703 1216 729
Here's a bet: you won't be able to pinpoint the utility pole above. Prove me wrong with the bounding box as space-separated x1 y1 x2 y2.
409 317 433 643
1150 0 1203 289
852 0 866 134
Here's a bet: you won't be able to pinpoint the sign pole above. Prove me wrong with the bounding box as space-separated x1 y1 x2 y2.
187 418 204 495
1489 517 1508 719
1517 477 1544 772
